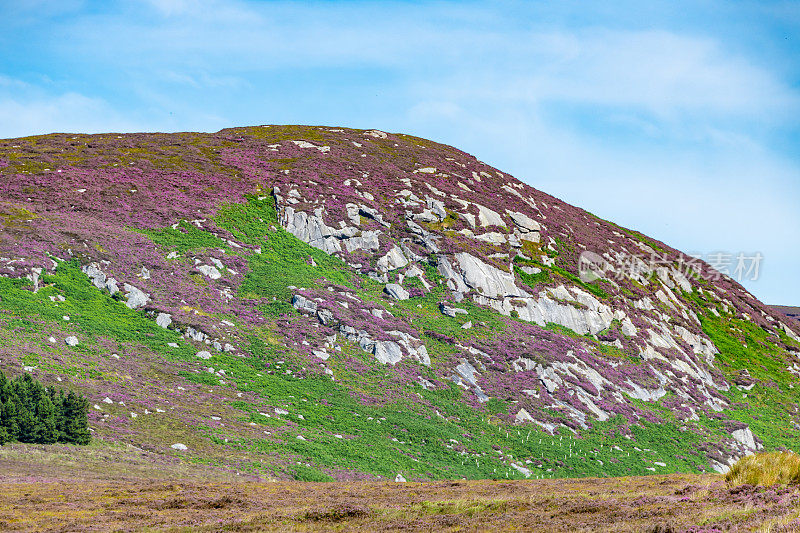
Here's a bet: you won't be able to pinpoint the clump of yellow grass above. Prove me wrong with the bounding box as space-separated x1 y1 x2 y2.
726 451 800 487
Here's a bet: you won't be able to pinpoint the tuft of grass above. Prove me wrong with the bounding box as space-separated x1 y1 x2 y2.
412 498 509 517
725 452 800 487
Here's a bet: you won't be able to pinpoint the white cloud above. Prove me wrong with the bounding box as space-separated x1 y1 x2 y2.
0 91 142 138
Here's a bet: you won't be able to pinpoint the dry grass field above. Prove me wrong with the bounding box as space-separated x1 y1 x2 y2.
1 444 800 532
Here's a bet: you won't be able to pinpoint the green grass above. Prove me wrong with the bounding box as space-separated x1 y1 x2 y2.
138 221 230 254
0 261 195 362
214 196 365 314
512 255 609 299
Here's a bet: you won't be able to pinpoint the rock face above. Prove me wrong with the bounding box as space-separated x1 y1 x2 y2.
377 246 408 272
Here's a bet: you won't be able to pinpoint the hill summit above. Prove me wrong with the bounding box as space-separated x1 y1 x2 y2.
0 125 798 481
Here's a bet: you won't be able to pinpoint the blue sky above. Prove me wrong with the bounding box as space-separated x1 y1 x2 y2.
2 0 799 304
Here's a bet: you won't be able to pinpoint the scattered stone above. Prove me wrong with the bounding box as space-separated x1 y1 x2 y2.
395 474 407 482
64 336 79 346
439 303 468 318
156 312 172 329
196 351 212 360
377 246 409 272
197 265 222 280
123 283 150 309
171 443 188 451
292 294 318 313
374 341 403 365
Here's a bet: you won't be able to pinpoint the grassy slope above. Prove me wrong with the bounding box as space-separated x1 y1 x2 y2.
3 190 798 483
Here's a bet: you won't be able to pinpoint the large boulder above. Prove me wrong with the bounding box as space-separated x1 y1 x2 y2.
384 283 409 301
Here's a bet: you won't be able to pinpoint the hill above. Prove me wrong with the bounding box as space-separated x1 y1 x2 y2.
0 125 798 482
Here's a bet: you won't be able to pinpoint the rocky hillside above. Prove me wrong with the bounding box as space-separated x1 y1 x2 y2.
0 125 798 481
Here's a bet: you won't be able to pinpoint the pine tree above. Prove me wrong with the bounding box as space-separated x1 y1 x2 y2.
61 391 90 445
33 395 58 444
1 397 20 441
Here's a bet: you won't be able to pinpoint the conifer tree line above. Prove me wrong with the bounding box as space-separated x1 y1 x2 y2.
0 371 90 445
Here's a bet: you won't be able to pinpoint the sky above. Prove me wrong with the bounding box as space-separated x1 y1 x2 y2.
1 0 798 304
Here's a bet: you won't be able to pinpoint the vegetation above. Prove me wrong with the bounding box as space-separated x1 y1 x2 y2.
726 451 800 487
0 371 90 445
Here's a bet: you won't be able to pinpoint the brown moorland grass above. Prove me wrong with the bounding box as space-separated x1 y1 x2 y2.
1 474 800 531
1 444 799 532
726 451 800 487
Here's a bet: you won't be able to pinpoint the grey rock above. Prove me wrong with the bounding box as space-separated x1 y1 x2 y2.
196 351 212 360
186 327 207 342
312 349 330 361
732 426 761 452
197 264 221 280
316 308 338 327
282 206 342 254
506 210 540 233
123 283 150 310
439 303 468 318
515 408 535 424
454 252 525 299
377 246 409 272
425 196 447 220
455 360 479 387
64 336 79 346
292 294 318 314
475 204 506 227
156 312 172 329
520 266 541 275
384 283 410 300
510 462 532 478
374 341 403 365
388 330 431 366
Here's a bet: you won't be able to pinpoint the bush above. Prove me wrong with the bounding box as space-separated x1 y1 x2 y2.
725 452 800 486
